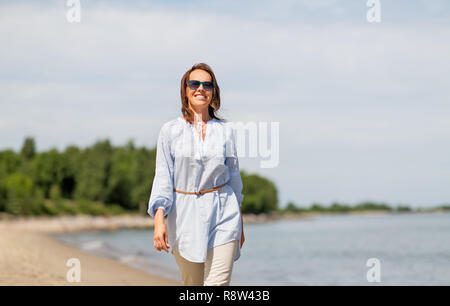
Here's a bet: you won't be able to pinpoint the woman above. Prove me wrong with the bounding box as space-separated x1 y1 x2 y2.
148 63 245 286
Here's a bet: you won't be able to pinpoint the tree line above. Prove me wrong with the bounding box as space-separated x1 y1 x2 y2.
0 137 278 216
280 201 450 214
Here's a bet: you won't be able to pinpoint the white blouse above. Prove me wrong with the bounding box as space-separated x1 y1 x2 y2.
148 116 244 263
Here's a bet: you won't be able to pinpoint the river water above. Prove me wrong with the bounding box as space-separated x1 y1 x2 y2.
54 212 450 285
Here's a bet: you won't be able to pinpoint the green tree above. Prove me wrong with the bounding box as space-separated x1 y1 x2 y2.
241 171 278 214
5 173 44 215
32 148 62 198
310 203 325 212
0 149 21 175
329 202 351 213
49 184 62 202
0 169 6 211
131 147 156 214
284 201 299 213
0 136 283 216
74 139 113 202
59 145 82 199
354 201 392 211
104 146 135 209
0 150 22 212
21 137 36 160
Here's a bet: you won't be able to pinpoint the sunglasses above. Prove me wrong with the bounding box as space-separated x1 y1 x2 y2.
187 80 215 92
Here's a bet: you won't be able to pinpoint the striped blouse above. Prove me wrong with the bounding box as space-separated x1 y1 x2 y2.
148 116 244 263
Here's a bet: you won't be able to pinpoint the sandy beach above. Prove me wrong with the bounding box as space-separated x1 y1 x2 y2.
0 212 292 286
0 213 283 286
0 210 394 286
0 215 181 286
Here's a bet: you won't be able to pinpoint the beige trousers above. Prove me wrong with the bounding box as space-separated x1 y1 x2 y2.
172 240 239 286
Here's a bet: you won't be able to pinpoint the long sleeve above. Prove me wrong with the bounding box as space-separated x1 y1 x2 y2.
225 127 244 207
147 125 174 218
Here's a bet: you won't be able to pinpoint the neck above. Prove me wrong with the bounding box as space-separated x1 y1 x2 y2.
190 106 212 124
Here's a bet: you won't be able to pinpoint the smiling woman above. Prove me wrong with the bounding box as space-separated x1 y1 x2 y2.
148 63 245 286
180 63 223 126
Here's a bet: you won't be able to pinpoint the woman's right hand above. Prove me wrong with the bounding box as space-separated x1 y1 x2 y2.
153 208 170 253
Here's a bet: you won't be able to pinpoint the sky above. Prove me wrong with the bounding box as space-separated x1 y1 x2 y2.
1 0 449 208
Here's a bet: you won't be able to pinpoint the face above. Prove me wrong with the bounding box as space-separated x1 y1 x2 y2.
186 69 213 112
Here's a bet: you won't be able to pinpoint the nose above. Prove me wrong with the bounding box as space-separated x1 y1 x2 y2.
195 85 206 94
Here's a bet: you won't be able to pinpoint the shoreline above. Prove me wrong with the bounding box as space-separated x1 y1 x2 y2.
1 210 445 285
0 209 435 233
0 212 317 286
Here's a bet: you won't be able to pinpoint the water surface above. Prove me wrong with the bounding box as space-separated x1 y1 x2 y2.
54 212 450 285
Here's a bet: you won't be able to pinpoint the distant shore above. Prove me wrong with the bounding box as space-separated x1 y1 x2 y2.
0 209 444 233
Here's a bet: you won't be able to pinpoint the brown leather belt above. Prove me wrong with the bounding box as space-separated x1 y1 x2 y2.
173 182 227 195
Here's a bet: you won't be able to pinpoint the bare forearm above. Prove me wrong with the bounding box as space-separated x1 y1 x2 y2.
153 208 169 252
155 208 165 227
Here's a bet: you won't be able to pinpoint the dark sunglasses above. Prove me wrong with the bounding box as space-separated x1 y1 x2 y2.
187 80 215 91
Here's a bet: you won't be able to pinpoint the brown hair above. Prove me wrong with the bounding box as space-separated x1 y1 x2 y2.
180 63 223 124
